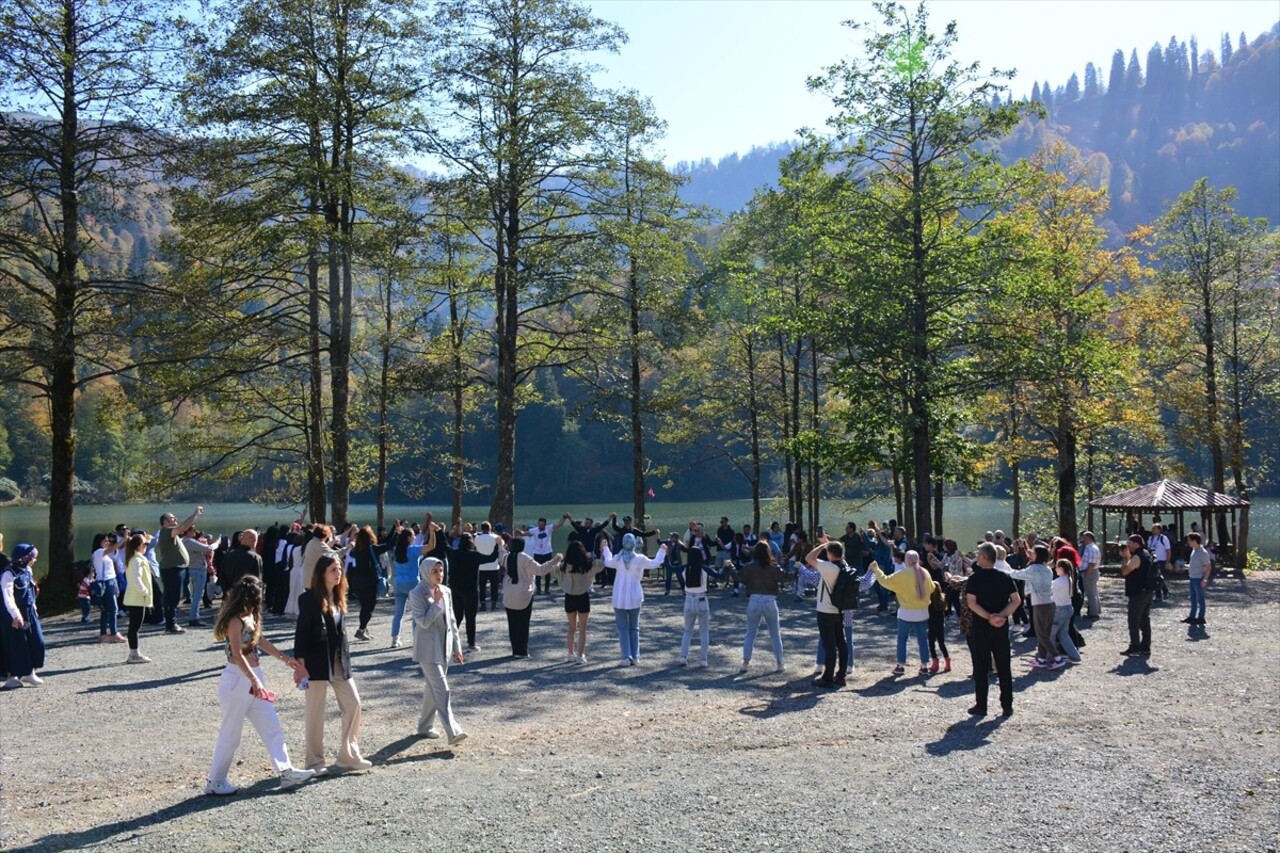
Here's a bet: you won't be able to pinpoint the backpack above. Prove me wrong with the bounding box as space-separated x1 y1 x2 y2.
1139 548 1161 592
826 560 860 611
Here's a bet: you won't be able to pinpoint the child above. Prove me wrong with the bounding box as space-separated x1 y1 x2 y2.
77 565 94 623
1049 559 1081 666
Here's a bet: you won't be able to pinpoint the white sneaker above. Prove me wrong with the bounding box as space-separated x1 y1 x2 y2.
20 673 43 687
278 767 316 790
420 728 443 739
2 677 21 689
127 651 152 664
203 779 238 796
577 654 588 665
390 636 402 649
565 654 579 664
448 731 468 746
618 658 631 668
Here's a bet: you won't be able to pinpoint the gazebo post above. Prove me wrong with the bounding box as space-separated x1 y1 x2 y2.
1238 505 1249 572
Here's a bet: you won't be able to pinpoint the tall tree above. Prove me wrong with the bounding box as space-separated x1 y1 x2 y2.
425 0 625 527
0 0 173 601
806 0 1032 540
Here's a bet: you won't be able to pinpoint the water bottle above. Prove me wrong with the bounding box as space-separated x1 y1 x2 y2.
298 677 309 691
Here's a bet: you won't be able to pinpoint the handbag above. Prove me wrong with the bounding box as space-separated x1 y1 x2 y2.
377 573 389 597
88 579 106 603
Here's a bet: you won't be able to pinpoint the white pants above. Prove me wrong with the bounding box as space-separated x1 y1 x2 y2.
284 566 305 617
418 662 462 738
208 664 292 783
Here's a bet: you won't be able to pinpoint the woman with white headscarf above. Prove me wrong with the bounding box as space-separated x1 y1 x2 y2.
1 543 46 688
602 532 667 667
409 556 467 744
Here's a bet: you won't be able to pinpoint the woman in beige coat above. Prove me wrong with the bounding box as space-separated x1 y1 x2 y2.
409 557 467 744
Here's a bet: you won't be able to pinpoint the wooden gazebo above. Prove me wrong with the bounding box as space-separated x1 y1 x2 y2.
1088 479 1250 570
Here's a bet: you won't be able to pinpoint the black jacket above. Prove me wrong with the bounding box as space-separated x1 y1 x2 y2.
221 547 263 593
293 589 352 682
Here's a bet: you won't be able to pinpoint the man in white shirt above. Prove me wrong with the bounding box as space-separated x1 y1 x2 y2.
805 538 849 689
1079 531 1103 619
528 516 565 595
1147 523 1172 601
474 522 503 611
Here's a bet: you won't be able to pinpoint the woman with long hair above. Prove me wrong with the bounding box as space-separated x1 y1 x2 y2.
294 554 371 774
121 533 155 664
347 524 394 642
676 535 711 667
409 557 467 744
390 524 432 649
205 576 314 795
501 537 562 658
602 532 666 667
871 550 939 676
91 532 124 643
556 540 602 663
738 541 790 674
443 528 498 652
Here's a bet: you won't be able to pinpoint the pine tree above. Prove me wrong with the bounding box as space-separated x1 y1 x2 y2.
1084 62 1100 98
1107 49 1126 98
1064 72 1080 102
1127 49 1144 90
1221 32 1233 65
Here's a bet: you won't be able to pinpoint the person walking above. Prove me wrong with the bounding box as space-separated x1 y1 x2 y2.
347 524 394 642
205 576 314 796
871 550 937 677
738 541 790 674
293 555 372 775
1011 545 1056 668
602 533 666 667
963 542 1021 717
121 533 155 664
1183 532 1213 626
556 541 603 663
409 557 467 744
501 537 563 658
1 544 46 688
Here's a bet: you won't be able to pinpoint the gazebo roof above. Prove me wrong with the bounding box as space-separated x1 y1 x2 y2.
1088 478 1250 512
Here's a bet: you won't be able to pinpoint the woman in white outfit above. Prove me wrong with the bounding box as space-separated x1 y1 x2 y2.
409 557 467 744
284 530 308 618
601 532 666 667
204 576 314 795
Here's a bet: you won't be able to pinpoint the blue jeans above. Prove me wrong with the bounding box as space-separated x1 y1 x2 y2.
614 607 640 661
391 581 416 640
99 578 119 636
1188 578 1206 620
744 595 784 665
188 569 208 622
1051 604 1080 661
816 616 854 668
679 596 710 664
896 618 928 664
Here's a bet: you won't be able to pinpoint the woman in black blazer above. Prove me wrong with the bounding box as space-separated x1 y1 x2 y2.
294 555 371 774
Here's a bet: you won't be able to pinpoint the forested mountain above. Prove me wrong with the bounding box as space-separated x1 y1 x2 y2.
679 23 1280 233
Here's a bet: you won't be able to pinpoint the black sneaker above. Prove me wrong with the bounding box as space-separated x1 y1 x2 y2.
1120 647 1140 656
968 704 988 716
811 677 836 688
165 625 186 635
1001 706 1014 717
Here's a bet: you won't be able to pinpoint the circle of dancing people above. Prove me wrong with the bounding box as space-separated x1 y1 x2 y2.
0 511 1217 792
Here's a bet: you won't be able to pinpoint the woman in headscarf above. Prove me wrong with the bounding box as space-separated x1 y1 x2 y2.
409 556 466 744
501 536 562 658
601 532 667 667
1 543 46 688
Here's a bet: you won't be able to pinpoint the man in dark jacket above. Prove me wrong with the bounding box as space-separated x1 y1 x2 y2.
220 530 264 594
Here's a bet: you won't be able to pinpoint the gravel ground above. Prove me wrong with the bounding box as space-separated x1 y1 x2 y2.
1 572 1277 852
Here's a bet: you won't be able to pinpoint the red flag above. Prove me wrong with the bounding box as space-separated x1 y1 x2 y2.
647 488 656 498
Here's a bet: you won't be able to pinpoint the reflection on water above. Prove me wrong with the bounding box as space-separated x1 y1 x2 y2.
1 496 1275 581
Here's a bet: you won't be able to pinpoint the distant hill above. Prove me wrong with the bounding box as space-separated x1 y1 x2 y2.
678 23 1280 233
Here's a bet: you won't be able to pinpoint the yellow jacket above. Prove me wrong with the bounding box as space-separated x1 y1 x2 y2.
871 562 938 611
122 553 154 608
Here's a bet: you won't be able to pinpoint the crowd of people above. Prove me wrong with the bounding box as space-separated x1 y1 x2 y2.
0 508 1218 794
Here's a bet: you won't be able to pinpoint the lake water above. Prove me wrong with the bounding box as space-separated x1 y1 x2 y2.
2 496 1276 577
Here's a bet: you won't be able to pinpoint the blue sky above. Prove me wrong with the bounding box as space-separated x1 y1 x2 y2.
588 0 1280 165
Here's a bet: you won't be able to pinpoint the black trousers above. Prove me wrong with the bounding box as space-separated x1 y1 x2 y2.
816 611 848 680
350 578 377 631
264 561 284 615
967 623 1013 712
533 555 554 593
506 604 533 656
126 605 146 650
160 567 183 629
928 609 949 659
479 572 500 608
1127 590 1154 651
452 569 479 647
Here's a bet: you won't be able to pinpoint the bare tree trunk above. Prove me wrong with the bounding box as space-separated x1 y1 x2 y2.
933 471 943 536
46 0 81 606
628 254 645 536
745 333 761 532
489 196 519 529
1057 405 1079 541
1011 460 1022 540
